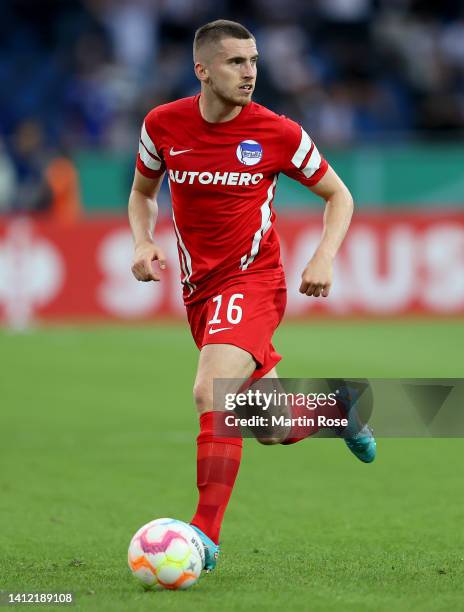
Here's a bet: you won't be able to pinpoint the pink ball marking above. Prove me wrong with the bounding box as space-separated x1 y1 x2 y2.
140 528 188 554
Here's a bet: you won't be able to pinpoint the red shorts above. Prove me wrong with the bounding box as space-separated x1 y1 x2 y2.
186 271 287 378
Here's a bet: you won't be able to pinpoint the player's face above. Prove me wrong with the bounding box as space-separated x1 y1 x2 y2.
204 38 258 107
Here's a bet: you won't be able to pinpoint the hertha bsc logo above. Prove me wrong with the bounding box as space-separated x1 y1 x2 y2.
236 140 263 166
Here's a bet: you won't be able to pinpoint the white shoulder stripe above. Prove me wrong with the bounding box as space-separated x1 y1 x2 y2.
141 121 160 158
301 146 322 178
291 128 312 168
138 142 162 171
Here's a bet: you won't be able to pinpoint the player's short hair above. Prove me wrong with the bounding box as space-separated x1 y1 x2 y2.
193 19 255 60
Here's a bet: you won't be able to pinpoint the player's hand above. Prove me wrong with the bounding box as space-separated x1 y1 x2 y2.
131 241 166 282
299 252 333 297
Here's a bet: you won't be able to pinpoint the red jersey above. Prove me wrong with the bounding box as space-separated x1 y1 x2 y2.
136 94 328 304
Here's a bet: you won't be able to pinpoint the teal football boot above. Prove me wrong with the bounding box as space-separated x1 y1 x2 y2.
190 525 220 571
337 385 377 463
344 424 377 463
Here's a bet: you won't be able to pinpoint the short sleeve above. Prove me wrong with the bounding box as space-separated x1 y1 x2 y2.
136 112 166 179
280 116 328 187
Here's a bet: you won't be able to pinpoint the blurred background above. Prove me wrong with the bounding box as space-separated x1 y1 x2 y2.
0 0 463 323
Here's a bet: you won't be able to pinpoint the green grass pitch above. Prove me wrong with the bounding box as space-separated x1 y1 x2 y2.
1 320 464 611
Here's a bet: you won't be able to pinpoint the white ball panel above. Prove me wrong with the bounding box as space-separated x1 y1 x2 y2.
147 552 166 567
157 564 183 585
166 522 205 566
166 538 190 562
145 524 169 543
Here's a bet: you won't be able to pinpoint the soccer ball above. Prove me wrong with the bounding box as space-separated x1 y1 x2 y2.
128 518 205 590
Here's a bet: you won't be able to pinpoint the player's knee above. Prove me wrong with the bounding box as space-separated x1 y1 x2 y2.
192 381 213 414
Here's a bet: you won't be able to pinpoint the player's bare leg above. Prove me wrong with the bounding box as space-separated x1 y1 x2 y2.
272 376 375 459
190 343 255 571
192 343 256 414
248 367 292 445
252 371 375 461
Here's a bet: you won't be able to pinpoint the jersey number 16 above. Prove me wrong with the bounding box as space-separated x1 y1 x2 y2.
208 293 244 325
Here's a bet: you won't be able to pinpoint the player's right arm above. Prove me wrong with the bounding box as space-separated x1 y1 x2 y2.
128 169 166 282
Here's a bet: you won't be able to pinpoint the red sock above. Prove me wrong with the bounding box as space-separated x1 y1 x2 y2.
281 400 345 445
190 411 242 544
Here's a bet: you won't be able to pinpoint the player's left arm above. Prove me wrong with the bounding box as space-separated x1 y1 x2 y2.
299 166 353 297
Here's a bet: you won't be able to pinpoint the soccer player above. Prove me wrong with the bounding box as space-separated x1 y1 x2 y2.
128 19 376 572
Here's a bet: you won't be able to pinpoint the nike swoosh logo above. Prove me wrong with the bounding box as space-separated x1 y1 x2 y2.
170 147 192 156
208 327 232 335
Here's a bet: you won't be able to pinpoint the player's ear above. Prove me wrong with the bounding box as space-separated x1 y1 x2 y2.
194 62 209 83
